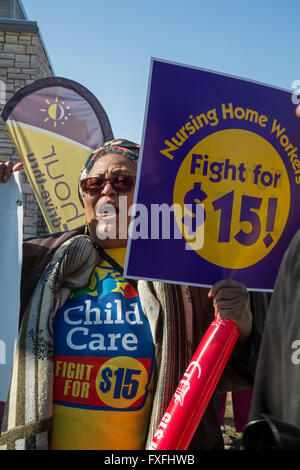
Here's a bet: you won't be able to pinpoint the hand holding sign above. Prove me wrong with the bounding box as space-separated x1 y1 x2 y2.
208 279 252 343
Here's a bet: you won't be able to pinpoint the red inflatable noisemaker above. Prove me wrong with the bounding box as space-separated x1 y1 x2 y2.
148 317 239 450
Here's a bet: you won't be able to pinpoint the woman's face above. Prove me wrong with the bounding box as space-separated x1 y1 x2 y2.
83 153 137 249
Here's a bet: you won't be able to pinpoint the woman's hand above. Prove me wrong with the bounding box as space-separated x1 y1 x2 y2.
208 279 252 343
0 161 23 182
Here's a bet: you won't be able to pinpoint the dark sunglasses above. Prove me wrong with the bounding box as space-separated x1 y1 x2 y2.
81 175 136 195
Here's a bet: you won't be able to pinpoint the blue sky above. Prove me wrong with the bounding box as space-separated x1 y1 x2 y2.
22 0 300 143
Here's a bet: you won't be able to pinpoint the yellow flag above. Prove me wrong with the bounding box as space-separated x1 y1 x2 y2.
2 77 114 232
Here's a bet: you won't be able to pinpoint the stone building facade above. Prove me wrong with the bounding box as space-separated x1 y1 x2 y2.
0 3 54 238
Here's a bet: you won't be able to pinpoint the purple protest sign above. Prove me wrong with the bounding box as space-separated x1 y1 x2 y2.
124 58 300 291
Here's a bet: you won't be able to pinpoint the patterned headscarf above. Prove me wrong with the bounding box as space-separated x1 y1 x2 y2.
78 138 140 206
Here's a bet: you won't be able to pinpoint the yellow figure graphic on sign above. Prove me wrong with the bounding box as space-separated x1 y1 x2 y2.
40 97 72 128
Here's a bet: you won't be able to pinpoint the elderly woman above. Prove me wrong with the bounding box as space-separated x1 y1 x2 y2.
0 139 261 450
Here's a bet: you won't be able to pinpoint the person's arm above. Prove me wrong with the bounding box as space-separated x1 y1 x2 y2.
208 279 260 389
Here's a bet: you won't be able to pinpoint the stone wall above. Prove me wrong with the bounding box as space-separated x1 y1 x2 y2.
0 27 54 238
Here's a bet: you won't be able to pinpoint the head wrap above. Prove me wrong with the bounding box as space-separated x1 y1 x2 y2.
78 138 140 206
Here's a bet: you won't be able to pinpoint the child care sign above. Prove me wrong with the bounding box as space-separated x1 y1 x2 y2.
124 58 300 290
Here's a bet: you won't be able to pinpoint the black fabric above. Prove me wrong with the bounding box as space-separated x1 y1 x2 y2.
228 290 271 385
250 230 300 429
243 414 300 450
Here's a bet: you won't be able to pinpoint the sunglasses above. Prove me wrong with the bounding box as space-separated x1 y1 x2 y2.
81 175 136 195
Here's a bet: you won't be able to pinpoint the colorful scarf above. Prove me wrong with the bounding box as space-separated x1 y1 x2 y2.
78 138 140 207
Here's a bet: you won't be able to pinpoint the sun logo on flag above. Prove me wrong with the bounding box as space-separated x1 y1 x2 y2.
40 97 71 128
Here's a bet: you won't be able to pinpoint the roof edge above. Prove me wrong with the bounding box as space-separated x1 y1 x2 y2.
0 19 55 75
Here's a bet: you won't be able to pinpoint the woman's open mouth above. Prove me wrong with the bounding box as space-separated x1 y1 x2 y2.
96 203 119 219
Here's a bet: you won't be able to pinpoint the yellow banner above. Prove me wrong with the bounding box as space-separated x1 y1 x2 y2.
7 120 92 232
2 77 114 234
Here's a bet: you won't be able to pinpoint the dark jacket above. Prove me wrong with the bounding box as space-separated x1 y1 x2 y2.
250 230 300 429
